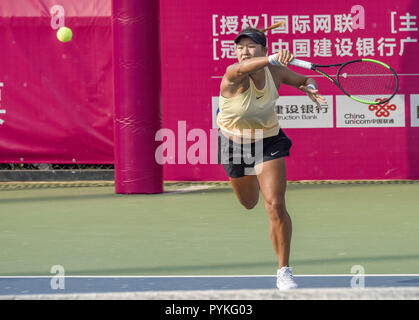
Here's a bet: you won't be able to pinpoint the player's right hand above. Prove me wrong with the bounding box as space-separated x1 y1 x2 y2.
274 49 294 67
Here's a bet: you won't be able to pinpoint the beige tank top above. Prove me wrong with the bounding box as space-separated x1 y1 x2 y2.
217 66 280 144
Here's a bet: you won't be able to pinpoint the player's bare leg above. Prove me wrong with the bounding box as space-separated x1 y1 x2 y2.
229 175 260 210
256 158 297 289
256 157 291 267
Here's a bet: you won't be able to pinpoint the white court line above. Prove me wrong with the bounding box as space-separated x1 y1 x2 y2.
1 274 419 278
166 185 214 194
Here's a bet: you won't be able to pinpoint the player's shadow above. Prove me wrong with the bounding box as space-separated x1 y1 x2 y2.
5 253 419 277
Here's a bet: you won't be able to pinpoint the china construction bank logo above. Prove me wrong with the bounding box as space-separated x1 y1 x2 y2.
0 82 5 125
336 95 405 128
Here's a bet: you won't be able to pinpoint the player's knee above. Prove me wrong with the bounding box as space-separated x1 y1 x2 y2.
240 198 258 210
265 199 287 220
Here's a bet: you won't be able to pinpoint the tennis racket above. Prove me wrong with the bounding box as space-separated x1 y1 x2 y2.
289 58 399 105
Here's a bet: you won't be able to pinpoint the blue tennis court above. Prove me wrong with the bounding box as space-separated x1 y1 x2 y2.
1 274 419 297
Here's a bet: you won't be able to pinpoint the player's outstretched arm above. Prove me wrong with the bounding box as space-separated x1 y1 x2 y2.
276 65 327 107
224 49 295 85
224 57 269 82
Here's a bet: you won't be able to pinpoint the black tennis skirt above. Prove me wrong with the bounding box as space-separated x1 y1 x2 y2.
217 129 293 178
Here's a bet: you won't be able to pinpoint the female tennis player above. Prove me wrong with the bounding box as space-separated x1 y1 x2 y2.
217 28 326 290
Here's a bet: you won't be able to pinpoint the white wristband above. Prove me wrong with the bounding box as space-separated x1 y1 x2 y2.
268 54 281 65
307 84 317 90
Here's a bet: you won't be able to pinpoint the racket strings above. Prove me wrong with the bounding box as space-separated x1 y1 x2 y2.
337 61 398 104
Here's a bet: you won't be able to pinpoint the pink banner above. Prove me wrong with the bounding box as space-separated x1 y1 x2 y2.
0 1 114 164
159 0 419 180
1 0 418 181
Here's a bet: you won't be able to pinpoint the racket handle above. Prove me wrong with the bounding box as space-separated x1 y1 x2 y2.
290 59 313 70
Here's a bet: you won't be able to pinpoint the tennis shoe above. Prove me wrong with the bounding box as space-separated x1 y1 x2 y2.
276 266 298 290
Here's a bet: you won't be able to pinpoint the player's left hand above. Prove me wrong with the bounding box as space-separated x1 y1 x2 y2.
299 85 327 108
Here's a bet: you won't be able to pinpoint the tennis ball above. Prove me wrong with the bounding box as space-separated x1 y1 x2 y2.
57 27 73 42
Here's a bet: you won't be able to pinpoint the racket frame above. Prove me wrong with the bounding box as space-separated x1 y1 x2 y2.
292 58 399 105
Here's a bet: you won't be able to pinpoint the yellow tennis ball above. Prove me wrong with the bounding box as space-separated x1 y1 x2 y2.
57 27 73 42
